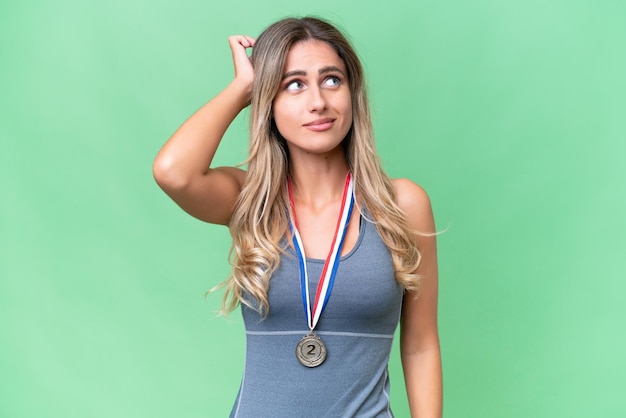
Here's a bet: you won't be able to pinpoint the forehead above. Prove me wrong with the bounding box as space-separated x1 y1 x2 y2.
284 40 346 73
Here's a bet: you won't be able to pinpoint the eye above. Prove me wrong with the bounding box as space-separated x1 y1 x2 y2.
285 80 304 91
322 76 341 87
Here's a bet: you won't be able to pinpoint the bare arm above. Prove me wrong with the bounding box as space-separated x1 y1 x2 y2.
394 178 443 418
152 35 255 225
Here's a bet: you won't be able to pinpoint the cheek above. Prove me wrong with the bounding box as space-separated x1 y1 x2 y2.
343 99 353 128
338 89 352 117
272 100 295 136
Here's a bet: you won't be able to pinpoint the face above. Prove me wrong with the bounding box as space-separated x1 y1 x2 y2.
272 40 352 158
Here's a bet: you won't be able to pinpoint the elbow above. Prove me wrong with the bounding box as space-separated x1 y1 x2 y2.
152 154 191 192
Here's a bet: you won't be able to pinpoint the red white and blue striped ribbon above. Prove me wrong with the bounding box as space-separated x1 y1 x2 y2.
287 173 355 331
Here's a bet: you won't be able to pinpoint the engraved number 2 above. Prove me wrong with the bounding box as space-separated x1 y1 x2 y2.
307 344 316 355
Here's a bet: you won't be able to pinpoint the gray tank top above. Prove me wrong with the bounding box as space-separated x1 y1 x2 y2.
230 212 403 417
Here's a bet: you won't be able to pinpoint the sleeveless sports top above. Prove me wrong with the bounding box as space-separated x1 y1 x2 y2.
230 212 404 417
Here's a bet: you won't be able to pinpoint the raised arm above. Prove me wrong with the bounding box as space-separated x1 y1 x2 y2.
394 178 443 417
152 35 255 225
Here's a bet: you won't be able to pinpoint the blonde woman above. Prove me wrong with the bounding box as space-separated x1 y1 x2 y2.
153 17 442 417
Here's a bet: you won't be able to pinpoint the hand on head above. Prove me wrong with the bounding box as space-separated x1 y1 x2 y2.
228 35 256 93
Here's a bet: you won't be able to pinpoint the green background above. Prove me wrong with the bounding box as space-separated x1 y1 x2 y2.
2 0 624 417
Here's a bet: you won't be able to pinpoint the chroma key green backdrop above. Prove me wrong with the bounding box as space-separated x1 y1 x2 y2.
1 0 625 417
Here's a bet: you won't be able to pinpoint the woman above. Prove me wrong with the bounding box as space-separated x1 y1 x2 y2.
153 17 441 417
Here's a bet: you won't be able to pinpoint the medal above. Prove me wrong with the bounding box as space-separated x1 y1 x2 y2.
295 332 327 367
288 173 355 368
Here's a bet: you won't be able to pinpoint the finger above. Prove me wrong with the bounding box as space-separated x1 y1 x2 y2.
241 35 256 48
227 35 255 77
228 36 248 57
228 35 255 49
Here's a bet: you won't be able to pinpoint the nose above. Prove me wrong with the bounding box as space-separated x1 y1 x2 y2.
307 86 327 112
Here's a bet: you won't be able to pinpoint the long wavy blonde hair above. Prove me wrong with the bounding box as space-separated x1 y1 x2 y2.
221 17 421 315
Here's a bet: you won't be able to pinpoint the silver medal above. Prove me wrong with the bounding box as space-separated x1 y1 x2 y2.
295 333 327 367
288 174 354 369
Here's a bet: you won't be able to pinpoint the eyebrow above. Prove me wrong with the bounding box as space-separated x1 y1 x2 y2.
282 66 346 80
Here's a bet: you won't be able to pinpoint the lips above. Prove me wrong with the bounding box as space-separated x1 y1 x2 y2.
303 118 335 132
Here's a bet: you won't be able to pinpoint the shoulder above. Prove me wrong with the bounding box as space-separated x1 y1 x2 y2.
392 178 431 211
392 178 435 233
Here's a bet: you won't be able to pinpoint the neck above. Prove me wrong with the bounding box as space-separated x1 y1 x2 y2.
289 151 350 209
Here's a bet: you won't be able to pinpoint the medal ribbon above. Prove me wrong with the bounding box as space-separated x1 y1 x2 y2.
287 173 355 331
